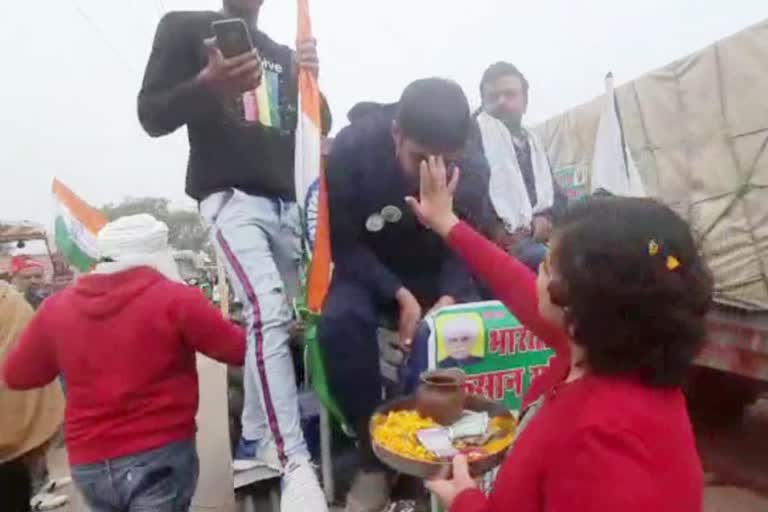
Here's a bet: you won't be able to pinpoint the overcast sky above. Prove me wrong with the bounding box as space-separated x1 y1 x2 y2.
1 0 765 226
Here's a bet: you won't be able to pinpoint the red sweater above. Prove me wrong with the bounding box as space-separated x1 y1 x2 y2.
2 267 245 465
445 222 703 512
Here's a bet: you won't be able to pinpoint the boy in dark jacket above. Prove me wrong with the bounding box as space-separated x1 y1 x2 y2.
319 78 495 511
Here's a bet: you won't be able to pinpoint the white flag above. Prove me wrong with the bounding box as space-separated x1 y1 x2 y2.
591 73 646 197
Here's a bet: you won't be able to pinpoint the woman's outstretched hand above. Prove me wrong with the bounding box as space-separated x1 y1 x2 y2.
425 454 478 508
405 155 461 238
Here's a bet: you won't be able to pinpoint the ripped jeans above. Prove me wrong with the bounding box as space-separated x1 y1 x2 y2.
200 189 307 465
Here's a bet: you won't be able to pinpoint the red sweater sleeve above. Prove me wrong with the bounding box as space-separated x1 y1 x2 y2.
173 286 246 366
446 222 568 354
2 302 59 390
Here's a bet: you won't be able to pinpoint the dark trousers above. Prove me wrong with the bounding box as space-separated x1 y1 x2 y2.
318 274 468 470
0 457 32 512
513 237 548 272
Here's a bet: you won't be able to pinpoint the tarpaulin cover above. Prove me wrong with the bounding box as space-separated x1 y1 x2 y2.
535 19 768 310
0 222 47 243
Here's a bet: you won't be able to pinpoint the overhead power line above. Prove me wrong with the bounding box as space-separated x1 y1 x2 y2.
68 0 138 74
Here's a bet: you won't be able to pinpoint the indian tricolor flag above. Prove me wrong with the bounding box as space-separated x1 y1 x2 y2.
295 0 330 313
52 179 108 272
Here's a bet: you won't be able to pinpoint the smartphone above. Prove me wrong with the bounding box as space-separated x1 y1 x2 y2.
212 18 254 58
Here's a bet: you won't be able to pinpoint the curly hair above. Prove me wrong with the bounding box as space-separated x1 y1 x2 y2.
547 196 713 387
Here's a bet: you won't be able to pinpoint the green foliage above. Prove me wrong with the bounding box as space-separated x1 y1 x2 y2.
101 197 211 255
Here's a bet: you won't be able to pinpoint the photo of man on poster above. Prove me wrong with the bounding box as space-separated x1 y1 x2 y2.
437 313 485 369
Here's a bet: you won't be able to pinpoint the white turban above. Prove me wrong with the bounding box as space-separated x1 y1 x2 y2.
94 214 181 282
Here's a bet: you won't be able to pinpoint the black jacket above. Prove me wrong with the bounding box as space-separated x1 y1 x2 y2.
326 103 496 303
138 11 331 201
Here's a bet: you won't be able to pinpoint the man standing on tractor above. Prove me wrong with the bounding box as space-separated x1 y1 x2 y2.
137 0 331 509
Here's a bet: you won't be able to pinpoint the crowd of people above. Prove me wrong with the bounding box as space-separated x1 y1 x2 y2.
7 256 49 310
1 1 714 512
0 255 72 511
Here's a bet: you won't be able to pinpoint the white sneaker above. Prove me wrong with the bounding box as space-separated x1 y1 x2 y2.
40 476 72 494
232 459 260 472
256 440 282 472
280 458 328 512
30 492 68 511
232 438 282 473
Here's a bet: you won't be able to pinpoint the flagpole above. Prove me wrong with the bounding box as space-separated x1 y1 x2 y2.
217 256 230 318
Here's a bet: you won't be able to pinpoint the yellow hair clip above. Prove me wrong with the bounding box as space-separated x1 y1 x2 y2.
648 240 660 256
666 256 681 271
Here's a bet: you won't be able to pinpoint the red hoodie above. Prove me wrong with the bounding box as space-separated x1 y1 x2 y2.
2 267 245 465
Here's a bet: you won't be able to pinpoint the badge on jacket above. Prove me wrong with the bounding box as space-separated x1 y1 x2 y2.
381 205 403 223
366 213 385 232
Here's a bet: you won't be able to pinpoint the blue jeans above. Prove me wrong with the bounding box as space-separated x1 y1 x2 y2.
71 439 198 512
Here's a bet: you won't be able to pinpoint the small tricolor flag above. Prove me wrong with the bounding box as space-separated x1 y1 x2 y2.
295 0 330 313
52 179 107 272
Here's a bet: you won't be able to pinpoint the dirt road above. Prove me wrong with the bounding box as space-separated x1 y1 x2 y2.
47 398 768 512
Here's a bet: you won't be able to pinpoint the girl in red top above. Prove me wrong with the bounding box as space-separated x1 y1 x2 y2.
406 157 713 512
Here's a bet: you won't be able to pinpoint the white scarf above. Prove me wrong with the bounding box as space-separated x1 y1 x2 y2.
477 111 555 233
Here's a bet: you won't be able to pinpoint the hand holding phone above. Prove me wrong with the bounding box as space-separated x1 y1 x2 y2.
196 19 262 98
212 18 254 58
